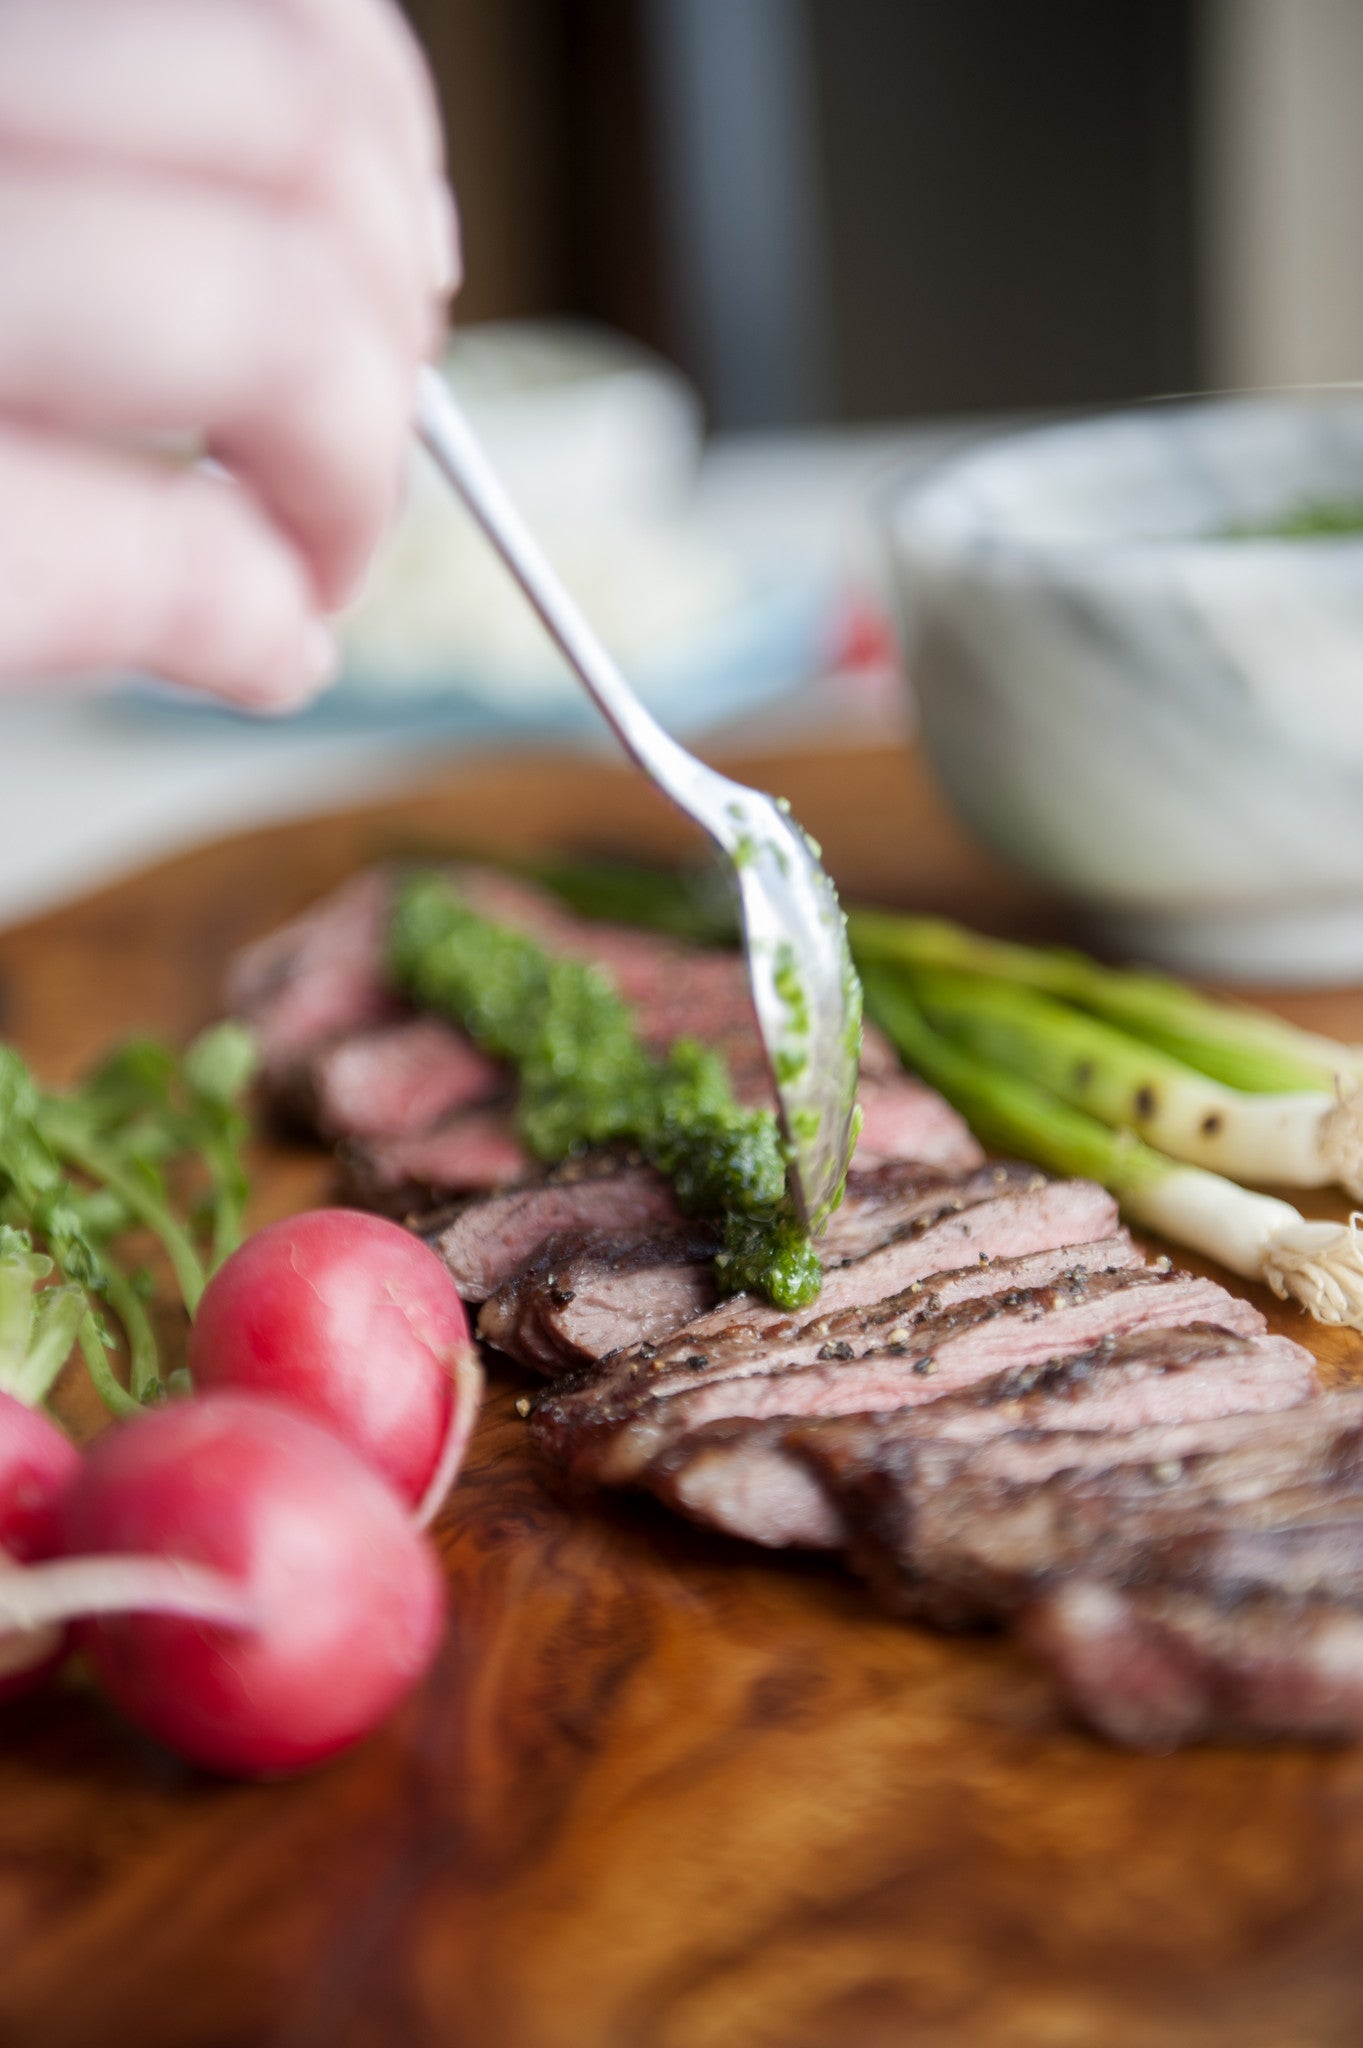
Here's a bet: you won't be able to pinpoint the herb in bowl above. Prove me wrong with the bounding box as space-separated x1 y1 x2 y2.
1222 496 1363 540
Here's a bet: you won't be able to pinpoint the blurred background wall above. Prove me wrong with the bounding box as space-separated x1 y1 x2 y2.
403 0 1363 430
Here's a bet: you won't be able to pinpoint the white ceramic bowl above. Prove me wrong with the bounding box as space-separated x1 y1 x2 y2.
885 398 1363 984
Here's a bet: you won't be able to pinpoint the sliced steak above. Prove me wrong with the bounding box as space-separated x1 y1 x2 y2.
818 1161 1030 1265
1027 1579 1363 1747
643 1413 849 1549
539 1233 1141 1474
630 1267 1263 1443
230 868 967 1185
300 1016 505 1142
605 1171 1124 1373
793 1375 1349 1628
891 1324 1315 1447
634 1231 1142 1411
345 1107 531 1212
1137 1518 1363 1607
435 1162 682 1301
480 1169 1115 1378
653 1423 850 1551
853 1073 984 1173
227 869 397 1075
478 1226 721 1373
644 1325 1315 1554
536 1262 1254 1488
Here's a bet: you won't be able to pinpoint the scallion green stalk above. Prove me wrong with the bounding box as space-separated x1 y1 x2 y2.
849 909 1361 1095
862 965 1363 1331
901 965 1363 1197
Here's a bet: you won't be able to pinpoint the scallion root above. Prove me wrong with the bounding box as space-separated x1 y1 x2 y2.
1261 1214 1363 1327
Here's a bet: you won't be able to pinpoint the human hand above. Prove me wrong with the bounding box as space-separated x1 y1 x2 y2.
0 0 456 710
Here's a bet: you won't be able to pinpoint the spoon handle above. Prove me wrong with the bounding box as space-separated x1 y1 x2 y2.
414 366 696 802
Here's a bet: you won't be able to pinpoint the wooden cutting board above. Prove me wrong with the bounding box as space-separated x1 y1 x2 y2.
3 740 1363 2048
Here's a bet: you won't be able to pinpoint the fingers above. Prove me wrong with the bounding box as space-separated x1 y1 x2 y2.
0 0 448 344
0 424 335 711
0 166 414 605
0 0 443 191
276 0 446 181
0 0 334 186
0 0 457 608
0 0 454 675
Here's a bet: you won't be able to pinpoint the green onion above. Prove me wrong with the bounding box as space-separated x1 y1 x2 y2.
848 909 1359 1094
862 965 1363 1331
898 965 1363 1197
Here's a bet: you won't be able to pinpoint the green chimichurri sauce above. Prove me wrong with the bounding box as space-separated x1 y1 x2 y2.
389 873 822 1310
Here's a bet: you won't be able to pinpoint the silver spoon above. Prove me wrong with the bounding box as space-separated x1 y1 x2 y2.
415 364 861 1233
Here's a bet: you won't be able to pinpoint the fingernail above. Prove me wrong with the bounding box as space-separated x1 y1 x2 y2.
427 176 461 300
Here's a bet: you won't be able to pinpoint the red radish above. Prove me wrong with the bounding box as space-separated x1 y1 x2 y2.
20 1393 446 1776
0 1391 81 1562
188 1209 481 1514
0 1392 82 1699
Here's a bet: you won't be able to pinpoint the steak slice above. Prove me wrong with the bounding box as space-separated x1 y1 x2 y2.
435 1163 682 1301
344 1107 531 1211
479 1173 1114 1379
631 1267 1263 1442
478 1226 721 1373
452 866 767 1049
227 869 398 1076
853 1073 984 1173
536 1263 1255 1488
792 1372 1347 1628
645 1325 1314 1553
1027 1579 1363 1748
539 1231 1141 1470
1137 1518 1363 1607
889 1324 1315 1446
600 1173 1125 1380
817 1161 1032 1266
653 1423 851 1551
300 1016 505 1142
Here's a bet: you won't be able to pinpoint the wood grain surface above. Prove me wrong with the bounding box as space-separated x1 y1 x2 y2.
3 741 1363 2048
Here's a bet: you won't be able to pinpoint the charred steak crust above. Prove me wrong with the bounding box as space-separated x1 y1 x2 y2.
637 1323 1316 1559
531 1265 1267 1491
478 1225 722 1374
434 1164 683 1302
